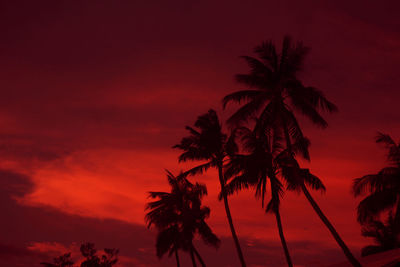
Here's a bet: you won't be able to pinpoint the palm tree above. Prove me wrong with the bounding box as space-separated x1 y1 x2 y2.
223 36 361 266
353 133 400 224
145 170 220 267
360 212 400 257
223 126 293 266
224 127 326 267
174 109 247 267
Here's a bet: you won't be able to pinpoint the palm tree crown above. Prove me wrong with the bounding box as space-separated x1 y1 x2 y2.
173 109 237 174
223 35 337 160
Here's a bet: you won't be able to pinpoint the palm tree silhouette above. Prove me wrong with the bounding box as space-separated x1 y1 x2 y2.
223 126 294 266
353 133 400 224
360 212 400 257
223 36 361 266
145 170 220 267
174 109 247 267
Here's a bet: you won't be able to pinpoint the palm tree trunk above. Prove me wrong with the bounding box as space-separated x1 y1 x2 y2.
301 183 362 267
270 175 293 267
218 163 247 267
274 209 293 267
281 123 361 267
190 247 198 267
394 198 400 224
175 249 180 267
192 245 206 267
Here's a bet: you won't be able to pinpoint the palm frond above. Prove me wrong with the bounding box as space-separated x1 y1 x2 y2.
183 161 215 177
376 132 400 164
254 40 278 70
357 189 398 223
353 167 399 196
197 221 221 248
301 169 326 192
156 226 179 258
226 97 266 127
222 90 263 109
240 56 273 76
222 174 253 198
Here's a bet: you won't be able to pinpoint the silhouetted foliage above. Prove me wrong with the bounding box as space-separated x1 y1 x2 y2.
41 253 74 267
40 243 118 267
145 170 219 267
223 35 337 161
80 243 118 267
360 212 400 257
174 109 247 267
353 133 400 223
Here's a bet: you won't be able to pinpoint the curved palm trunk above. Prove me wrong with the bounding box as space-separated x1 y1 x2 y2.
218 163 247 267
175 249 180 267
281 123 361 267
270 175 293 267
190 247 198 267
274 209 293 267
301 184 362 267
192 245 206 267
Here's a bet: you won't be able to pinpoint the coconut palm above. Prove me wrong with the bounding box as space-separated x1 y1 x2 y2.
223 126 292 266
360 212 400 257
145 170 220 267
173 109 247 267
224 127 326 267
223 36 361 266
353 133 400 224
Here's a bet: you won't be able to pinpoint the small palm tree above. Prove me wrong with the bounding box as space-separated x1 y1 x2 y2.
353 133 400 223
145 170 220 267
360 212 400 257
174 109 247 267
223 36 361 266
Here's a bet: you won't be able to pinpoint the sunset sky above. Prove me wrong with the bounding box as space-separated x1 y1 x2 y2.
1 1 400 266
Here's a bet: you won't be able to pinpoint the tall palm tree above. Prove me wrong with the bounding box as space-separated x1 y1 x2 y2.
174 109 247 267
360 212 400 257
353 133 400 224
224 127 326 267
145 170 220 267
223 36 361 266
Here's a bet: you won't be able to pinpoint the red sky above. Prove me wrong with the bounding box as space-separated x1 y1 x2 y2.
1 0 400 266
